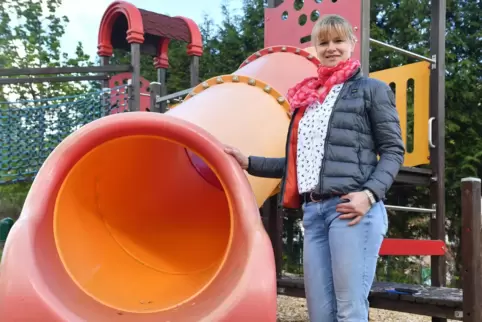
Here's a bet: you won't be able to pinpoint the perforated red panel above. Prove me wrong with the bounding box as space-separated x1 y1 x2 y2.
264 0 361 62
108 72 151 112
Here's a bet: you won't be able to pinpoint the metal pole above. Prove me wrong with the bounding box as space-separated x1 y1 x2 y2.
361 0 371 75
369 38 435 63
156 88 193 104
384 205 436 214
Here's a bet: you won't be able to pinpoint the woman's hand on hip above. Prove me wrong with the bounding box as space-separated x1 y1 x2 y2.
336 192 372 226
224 145 249 170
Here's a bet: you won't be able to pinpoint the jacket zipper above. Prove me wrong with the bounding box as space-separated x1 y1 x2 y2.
318 83 346 194
280 67 361 205
318 68 362 194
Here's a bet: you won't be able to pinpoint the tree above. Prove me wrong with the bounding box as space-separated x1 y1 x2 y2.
0 0 94 101
369 0 482 284
440 0 481 283
163 0 266 92
205 0 265 77
0 0 94 219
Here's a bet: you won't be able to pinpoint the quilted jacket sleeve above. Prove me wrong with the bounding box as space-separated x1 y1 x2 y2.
363 80 405 201
247 156 286 179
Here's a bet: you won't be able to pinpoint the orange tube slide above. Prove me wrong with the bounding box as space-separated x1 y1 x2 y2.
0 46 318 321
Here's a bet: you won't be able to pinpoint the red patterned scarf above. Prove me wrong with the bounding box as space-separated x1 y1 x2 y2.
286 59 361 113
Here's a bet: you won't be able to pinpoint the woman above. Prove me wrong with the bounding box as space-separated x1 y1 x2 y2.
224 14 405 322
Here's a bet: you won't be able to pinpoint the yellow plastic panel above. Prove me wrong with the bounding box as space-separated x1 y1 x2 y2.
370 62 430 167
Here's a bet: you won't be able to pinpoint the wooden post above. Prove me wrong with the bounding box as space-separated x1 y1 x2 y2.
127 79 134 112
429 2 447 321
461 177 481 322
259 204 269 234
149 82 162 113
130 43 141 111
157 68 168 112
266 194 283 278
190 56 200 87
101 87 111 116
100 56 110 89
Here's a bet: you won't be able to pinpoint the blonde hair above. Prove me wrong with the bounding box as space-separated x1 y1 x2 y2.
311 14 357 46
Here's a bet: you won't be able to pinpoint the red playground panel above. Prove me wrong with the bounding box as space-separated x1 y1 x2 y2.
108 72 151 113
264 0 362 62
380 238 447 256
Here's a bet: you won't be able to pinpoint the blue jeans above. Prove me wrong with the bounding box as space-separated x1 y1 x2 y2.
302 196 388 322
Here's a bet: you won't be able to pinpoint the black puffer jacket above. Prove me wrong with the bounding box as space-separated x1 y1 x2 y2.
247 69 405 209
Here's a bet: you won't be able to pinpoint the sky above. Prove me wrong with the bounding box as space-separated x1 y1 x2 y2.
56 0 243 58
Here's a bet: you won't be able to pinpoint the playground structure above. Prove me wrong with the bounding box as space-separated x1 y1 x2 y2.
0 0 480 321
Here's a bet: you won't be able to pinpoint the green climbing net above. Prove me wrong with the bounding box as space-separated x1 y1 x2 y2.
0 85 130 185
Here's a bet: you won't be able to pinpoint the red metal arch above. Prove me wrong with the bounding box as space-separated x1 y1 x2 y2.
154 38 170 69
153 16 203 69
174 16 203 57
97 0 144 57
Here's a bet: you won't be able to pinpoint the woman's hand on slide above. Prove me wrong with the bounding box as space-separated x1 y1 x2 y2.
224 145 249 170
336 192 372 226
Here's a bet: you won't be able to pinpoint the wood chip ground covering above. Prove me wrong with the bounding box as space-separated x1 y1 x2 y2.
277 295 458 322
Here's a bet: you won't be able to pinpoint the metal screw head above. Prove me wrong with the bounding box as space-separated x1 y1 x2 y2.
264 85 271 93
307 55 314 59
295 48 301 54
202 82 209 89
277 96 285 104
281 46 287 52
216 77 224 84
232 75 240 82
255 52 261 57
248 78 256 86
268 47 273 53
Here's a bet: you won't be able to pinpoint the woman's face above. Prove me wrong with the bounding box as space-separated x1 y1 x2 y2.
315 32 354 67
